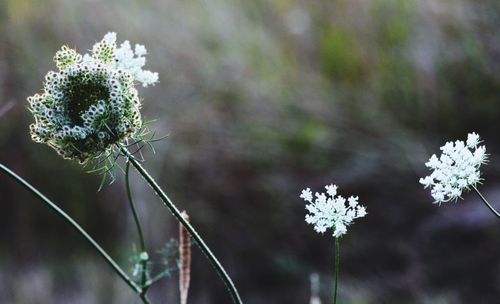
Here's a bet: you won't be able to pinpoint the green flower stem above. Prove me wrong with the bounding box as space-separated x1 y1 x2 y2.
125 162 150 302
140 293 151 304
0 163 141 294
120 146 243 304
125 163 148 278
334 237 340 304
472 186 500 219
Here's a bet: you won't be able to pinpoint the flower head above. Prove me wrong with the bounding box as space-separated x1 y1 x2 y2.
301 184 367 238
420 132 488 204
28 33 158 163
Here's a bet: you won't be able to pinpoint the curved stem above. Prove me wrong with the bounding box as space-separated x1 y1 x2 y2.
333 237 340 304
125 162 149 295
140 293 151 304
472 186 500 219
0 163 141 294
120 147 243 304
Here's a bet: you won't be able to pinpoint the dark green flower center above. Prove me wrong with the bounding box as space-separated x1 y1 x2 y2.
62 73 110 125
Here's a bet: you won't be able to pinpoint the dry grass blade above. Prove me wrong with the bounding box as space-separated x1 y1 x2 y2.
179 211 192 304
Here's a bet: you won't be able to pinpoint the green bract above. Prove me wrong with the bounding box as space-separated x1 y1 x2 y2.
28 37 144 163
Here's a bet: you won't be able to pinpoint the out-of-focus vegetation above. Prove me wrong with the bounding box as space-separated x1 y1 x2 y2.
1 0 499 303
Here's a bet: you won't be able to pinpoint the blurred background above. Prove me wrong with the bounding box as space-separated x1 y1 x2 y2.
1 0 500 303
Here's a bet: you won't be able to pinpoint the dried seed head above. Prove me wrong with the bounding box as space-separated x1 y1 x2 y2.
179 211 192 304
28 33 158 163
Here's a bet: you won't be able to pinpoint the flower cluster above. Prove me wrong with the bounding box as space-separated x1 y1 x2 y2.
419 132 487 204
28 33 158 163
300 184 367 238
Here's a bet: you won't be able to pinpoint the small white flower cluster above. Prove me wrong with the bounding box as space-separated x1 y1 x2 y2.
419 132 487 204
300 184 367 238
93 32 159 87
28 33 157 163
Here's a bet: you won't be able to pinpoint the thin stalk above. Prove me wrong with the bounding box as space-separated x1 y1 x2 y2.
334 237 340 304
140 293 151 304
472 186 500 219
120 147 243 304
125 162 150 301
0 163 141 294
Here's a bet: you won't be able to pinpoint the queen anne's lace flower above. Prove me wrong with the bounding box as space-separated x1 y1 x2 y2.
300 184 367 238
28 33 158 163
420 132 488 204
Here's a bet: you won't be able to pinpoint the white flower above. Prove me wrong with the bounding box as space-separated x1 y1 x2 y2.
325 184 337 197
103 32 117 44
420 132 488 204
85 32 158 87
301 184 367 238
300 188 313 202
466 132 480 148
134 44 147 56
108 37 159 87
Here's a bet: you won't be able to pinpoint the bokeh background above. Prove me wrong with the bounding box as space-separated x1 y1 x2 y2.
1 0 500 303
